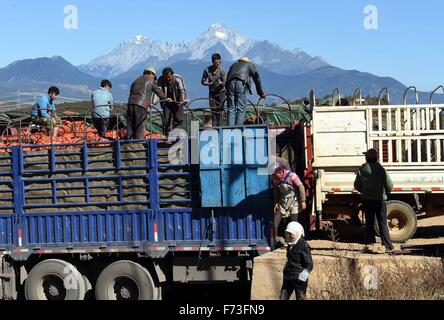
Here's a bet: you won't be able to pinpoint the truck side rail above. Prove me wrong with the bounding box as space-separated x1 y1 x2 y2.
367 104 444 166
312 104 444 168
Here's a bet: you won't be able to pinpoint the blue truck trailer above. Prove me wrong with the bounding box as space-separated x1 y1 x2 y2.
0 125 273 300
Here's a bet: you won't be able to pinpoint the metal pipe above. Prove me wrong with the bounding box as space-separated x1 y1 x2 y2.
403 86 419 105
378 87 390 106
309 89 316 107
352 88 362 106
256 93 294 124
332 88 341 106
429 85 444 104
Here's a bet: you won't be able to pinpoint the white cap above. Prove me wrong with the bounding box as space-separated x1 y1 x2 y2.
144 67 157 79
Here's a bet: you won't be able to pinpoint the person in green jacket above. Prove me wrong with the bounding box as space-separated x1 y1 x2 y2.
354 148 395 253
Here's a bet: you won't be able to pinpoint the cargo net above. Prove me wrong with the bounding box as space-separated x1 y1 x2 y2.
0 153 13 214
0 141 199 214
0 119 165 150
156 141 200 209
22 142 148 213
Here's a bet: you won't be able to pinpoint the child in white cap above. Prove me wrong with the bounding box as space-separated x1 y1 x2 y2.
279 222 313 300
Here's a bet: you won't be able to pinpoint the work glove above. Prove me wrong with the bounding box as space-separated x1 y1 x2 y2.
298 269 310 282
179 99 189 107
210 79 224 92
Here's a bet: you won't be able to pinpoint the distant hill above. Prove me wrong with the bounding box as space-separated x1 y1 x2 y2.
0 56 101 97
112 61 436 104
1 56 442 104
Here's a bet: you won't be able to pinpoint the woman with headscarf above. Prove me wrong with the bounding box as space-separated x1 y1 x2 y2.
272 163 306 246
279 222 313 300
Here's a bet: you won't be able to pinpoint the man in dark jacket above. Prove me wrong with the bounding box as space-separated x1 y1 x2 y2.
280 222 313 300
354 148 395 252
226 57 266 126
201 53 227 127
127 68 170 139
157 68 188 135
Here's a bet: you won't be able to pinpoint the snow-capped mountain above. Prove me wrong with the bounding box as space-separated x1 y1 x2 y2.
78 36 186 79
186 24 255 61
2 54 441 104
79 24 328 79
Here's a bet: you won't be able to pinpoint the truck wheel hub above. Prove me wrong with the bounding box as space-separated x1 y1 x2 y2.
114 277 138 300
49 285 60 296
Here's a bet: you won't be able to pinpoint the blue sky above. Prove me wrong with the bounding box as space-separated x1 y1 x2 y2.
0 0 442 90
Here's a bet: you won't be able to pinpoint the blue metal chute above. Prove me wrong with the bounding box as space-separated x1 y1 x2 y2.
199 125 272 208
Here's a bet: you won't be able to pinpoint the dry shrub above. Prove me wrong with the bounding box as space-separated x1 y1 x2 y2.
309 254 444 300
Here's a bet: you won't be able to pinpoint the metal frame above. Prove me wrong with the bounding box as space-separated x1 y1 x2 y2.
256 94 294 124
378 87 390 106
352 88 362 106
430 85 444 104
332 88 341 106
313 103 444 167
403 86 419 105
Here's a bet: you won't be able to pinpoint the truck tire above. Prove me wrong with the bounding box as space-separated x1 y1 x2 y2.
374 200 417 243
95 260 158 300
24 259 86 300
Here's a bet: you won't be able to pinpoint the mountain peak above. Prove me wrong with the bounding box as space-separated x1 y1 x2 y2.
50 55 68 63
207 23 231 34
131 34 148 44
134 34 145 44
198 24 247 46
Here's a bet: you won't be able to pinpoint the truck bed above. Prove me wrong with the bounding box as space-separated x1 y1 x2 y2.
311 104 444 193
0 135 272 259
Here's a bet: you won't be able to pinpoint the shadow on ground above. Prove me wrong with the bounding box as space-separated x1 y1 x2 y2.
163 282 252 302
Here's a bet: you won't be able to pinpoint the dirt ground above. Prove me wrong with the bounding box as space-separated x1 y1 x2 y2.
251 215 444 300
251 248 444 300
408 215 444 245
309 214 444 256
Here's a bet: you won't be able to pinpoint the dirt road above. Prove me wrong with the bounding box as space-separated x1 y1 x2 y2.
310 214 444 256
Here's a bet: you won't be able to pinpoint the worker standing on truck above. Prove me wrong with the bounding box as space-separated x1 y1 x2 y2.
157 68 188 135
91 80 113 138
201 53 227 127
127 68 171 139
225 57 266 126
354 148 395 254
272 163 307 246
279 221 313 300
31 86 61 137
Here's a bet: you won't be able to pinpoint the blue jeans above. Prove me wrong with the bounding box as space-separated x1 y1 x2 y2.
227 80 248 126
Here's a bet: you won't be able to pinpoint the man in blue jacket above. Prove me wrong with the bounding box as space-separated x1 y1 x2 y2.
91 80 114 138
31 86 61 137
